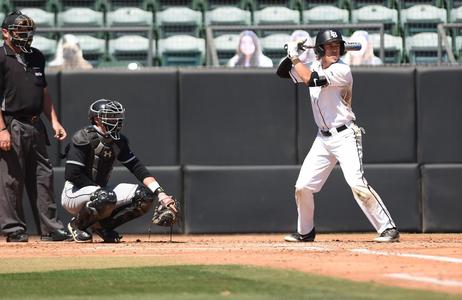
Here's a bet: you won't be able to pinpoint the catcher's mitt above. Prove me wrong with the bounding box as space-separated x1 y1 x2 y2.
152 195 179 227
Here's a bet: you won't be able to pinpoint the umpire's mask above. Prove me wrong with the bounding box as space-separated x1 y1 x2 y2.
2 11 36 53
89 99 125 140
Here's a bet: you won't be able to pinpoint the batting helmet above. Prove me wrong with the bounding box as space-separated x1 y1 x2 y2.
88 99 125 140
2 11 36 53
314 29 345 57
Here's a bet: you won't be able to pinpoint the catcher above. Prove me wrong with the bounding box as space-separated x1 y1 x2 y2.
61 99 178 243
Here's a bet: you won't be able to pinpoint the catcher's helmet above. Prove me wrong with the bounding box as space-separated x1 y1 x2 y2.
88 99 125 140
2 11 36 53
314 29 345 57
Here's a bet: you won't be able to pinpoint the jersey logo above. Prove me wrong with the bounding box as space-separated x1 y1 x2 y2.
103 150 112 158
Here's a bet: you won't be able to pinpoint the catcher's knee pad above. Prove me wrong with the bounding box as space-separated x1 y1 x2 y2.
98 185 154 230
131 185 155 214
88 189 117 219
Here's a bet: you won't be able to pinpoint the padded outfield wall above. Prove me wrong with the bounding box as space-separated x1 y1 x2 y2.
21 66 462 234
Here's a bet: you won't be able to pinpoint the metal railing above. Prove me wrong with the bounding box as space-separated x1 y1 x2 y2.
437 23 462 64
37 27 154 66
205 23 385 66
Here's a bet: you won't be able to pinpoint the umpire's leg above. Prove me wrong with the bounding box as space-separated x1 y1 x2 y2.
0 120 27 236
24 121 65 235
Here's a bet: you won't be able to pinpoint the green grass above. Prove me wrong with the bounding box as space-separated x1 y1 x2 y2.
0 265 460 300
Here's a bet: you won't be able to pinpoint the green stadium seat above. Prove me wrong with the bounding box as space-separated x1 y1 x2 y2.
31 35 57 60
156 7 202 38
158 34 205 66
400 4 447 35
109 34 155 66
456 36 462 61
57 8 104 27
260 33 290 66
369 33 403 63
107 7 153 27
303 5 349 25
205 6 251 25
213 33 239 65
20 7 54 27
350 0 393 9
405 32 452 63
301 0 344 10
352 5 399 34
254 6 300 36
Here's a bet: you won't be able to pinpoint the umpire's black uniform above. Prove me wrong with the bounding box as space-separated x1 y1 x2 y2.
0 44 65 240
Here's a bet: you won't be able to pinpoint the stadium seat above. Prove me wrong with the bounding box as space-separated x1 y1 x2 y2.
9 0 59 11
156 7 202 38
158 34 205 66
107 0 156 11
254 6 300 36
350 0 393 9
456 36 462 61
399 0 443 9
450 6 462 35
213 33 239 65
156 0 204 11
20 7 54 28
59 0 108 11
352 5 399 34
301 0 344 10
0 12 4 24
31 35 57 60
205 6 251 36
369 33 403 63
107 7 153 27
405 32 452 64
260 33 290 66
205 6 251 26
254 0 300 10
108 34 155 66
400 4 447 35
303 5 349 27
57 8 104 27
205 0 250 10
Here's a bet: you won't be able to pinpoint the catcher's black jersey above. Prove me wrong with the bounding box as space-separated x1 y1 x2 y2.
65 126 135 187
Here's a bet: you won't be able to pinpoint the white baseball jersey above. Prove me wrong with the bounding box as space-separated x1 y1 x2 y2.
289 59 355 131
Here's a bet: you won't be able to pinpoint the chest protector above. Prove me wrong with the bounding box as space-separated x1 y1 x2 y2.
73 126 121 187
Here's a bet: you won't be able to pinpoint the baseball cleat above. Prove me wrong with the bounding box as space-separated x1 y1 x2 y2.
284 228 316 242
67 218 92 243
93 227 122 243
374 228 400 243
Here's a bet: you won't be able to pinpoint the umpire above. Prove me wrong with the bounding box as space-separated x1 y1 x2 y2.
0 11 70 242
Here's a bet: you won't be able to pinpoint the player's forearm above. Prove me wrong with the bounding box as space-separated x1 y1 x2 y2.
292 59 313 84
42 88 59 123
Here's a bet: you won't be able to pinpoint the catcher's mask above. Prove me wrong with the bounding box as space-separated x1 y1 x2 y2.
314 29 345 58
88 99 125 140
2 11 36 53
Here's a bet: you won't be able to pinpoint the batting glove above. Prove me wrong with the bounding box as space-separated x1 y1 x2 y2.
285 41 300 60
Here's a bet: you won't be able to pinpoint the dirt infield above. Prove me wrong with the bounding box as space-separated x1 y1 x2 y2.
0 233 461 295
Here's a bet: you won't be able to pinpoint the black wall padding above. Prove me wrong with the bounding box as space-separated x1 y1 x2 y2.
314 164 421 233
23 166 182 235
43 71 61 166
60 69 178 165
183 164 420 234
417 67 462 163
179 69 297 165
421 164 462 232
184 165 299 233
297 67 417 164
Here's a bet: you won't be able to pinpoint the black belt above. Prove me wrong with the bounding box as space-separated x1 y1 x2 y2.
4 115 40 124
320 124 348 137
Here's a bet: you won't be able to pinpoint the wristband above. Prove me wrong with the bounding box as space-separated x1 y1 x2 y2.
0 127 7 132
148 181 164 195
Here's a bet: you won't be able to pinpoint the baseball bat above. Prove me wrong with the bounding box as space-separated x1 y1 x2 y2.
284 42 362 51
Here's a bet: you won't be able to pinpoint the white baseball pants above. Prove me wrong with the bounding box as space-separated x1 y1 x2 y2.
295 124 396 235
